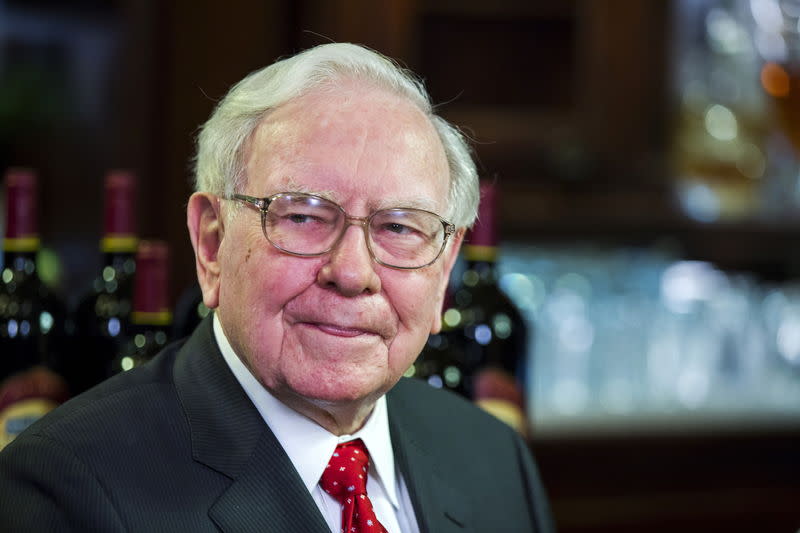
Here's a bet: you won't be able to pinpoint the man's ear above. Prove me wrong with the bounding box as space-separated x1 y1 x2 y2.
431 229 464 334
187 192 224 310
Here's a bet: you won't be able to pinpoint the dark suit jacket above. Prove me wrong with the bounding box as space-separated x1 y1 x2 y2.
0 318 553 532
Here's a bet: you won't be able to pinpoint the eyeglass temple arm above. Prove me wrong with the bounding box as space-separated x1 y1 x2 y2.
232 194 270 211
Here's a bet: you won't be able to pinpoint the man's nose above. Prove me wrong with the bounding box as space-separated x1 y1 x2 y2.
316 223 381 296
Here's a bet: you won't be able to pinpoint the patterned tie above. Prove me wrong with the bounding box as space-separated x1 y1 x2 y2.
320 439 388 533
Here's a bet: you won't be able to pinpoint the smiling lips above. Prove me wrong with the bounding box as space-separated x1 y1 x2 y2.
286 301 395 340
313 322 374 338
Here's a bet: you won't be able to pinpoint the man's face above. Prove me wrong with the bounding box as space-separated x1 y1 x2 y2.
212 82 459 409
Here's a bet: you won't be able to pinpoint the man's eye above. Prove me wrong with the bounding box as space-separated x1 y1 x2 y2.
284 211 336 223
382 222 425 237
386 222 412 234
286 213 314 224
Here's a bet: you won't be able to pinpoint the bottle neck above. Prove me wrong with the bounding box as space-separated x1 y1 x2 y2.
100 169 138 276
102 170 137 248
463 244 499 284
131 240 170 327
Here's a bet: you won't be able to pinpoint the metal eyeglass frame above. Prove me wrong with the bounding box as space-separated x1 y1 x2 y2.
231 192 456 270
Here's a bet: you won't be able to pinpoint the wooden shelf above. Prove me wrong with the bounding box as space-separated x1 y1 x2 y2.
493 184 800 279
531 424 800 533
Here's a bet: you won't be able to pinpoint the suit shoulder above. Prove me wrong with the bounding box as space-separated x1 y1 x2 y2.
389 377 514 434
8 340 185 448
388 378 554 531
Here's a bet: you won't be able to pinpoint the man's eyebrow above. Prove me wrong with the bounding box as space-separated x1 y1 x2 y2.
273 177 444 213
268 178 337 201
373 195 440 212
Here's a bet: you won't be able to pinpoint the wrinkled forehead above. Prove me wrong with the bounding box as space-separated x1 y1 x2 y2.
275 178 443 213
242 83 451 214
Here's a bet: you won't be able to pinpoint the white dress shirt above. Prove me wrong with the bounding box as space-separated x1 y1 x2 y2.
213 314 420 533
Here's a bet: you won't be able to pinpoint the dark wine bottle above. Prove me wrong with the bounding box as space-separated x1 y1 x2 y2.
411 290 469 396
450 181 530 434
171 282 211 341
110 240 171 373
0 168 69 449
70 170 138 393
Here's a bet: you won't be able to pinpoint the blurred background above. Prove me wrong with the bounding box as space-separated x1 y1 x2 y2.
1 0 799 531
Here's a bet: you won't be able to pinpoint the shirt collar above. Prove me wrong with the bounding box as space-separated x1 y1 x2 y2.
212 313 399 507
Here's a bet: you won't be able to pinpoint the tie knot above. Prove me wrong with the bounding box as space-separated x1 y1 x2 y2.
320 439 371 501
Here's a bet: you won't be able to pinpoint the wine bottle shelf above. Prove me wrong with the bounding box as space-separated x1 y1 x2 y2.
494 242 800 433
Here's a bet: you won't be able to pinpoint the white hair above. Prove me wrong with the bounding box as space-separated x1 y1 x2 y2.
193 42 479 228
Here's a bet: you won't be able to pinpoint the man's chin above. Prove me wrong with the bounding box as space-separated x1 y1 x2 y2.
286 373 394 407
301 382 384 406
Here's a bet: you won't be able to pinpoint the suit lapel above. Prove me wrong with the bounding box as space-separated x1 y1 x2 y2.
208 428 330 532
388 381 473 532
173 317 329 533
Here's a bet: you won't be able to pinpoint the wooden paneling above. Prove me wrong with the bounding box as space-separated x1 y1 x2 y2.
575 0 671 184
147 0 294 299
295 0 418 61
533 425 800 532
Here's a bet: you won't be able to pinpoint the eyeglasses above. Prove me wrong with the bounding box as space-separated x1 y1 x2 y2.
231 192 456 270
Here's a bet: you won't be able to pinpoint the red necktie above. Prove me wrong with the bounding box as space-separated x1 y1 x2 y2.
320 439 388 533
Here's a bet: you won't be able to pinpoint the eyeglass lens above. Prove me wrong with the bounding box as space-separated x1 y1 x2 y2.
263 194 446 268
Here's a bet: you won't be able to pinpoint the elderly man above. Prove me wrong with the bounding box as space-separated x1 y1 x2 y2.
0 43 553 532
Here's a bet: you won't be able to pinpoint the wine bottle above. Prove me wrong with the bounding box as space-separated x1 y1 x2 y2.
411 290 469 396
171 282 211 340
450 181 530 435
70 170 138 393
111 240 171 373
0 168 69 449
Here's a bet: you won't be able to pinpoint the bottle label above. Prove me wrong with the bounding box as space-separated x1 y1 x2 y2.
3 237 41 253
475 398 528 437
464 244 498 262
131 310 173 326
101 235 139 254
472 368 528 436
0 398 58 450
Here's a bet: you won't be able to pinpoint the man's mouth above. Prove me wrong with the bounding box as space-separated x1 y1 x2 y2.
311 322 373 338
285 301 395 340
